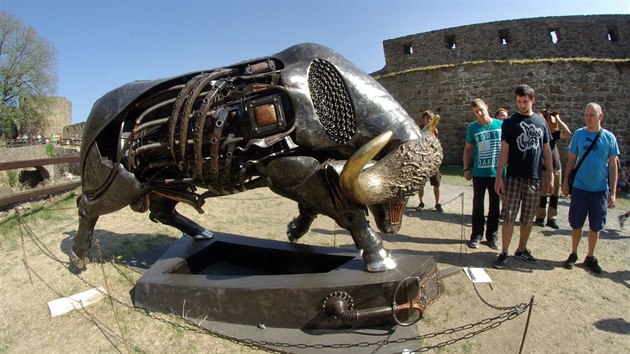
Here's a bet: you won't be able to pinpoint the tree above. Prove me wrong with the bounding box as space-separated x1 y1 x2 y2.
0 11 57 139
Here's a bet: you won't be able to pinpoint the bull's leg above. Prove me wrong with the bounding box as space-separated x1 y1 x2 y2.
342 210 397 272
148 195 213 240
265 156 396 272
71 147 149 270
287 203 317 243
70 194 100 270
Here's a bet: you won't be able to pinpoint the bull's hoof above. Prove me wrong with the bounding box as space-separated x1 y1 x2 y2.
70 250 89 271
287 219 302 243
187 230 214 240
363 249 397 272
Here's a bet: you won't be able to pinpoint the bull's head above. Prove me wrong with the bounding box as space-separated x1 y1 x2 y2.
340 130 442 234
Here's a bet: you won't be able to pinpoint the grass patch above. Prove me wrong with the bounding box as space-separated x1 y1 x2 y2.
374 57 630 79
0 192 78 252
440 165 468 186
616 192 630 211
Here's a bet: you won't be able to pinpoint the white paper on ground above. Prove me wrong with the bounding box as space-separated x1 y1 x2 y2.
463 267 492 283
48 287 107 317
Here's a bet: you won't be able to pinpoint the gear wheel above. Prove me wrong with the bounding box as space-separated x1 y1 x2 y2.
322 291 354 318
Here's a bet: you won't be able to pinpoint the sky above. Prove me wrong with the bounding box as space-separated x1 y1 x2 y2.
2 0 628 124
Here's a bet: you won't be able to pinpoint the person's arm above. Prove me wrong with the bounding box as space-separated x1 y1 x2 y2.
562 152 578 196
543 142 554 194
609 156 618 208
556 114 572 139
494 141 509 195
463 141 474 181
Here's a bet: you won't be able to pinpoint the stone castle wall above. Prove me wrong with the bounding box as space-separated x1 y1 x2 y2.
375 15 629 166
38 96 71 137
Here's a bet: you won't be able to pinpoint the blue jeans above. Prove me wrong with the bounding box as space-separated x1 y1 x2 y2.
471 177 500 242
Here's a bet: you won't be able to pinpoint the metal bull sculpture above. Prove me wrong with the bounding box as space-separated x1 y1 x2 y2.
71 43 442 273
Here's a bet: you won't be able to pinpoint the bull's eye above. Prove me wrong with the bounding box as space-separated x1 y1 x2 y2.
308 58 356 144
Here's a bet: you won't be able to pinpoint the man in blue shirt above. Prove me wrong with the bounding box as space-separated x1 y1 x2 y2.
464 98 502 249
562 102 619 274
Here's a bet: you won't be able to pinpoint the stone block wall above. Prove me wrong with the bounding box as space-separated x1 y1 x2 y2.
374 15 629 167
381 15 629 72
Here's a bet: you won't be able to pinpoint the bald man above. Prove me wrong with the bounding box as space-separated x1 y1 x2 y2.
562 102 619 274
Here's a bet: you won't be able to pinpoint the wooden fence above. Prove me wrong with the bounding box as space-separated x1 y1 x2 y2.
0 156 81 209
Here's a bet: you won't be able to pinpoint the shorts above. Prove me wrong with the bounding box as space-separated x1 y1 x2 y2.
428 172 441 187
501 176 540 225
568 187 608 232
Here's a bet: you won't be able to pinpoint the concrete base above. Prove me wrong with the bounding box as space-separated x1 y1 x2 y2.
133 232 444 330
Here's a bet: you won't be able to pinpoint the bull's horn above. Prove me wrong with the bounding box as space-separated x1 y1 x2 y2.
340 131 393 205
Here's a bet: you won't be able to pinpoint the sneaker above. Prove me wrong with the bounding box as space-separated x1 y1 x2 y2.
514 249 538 264
620 214 627 228
493 252 508 269
584 256 602 274
563 253 578 269
488 241 500 250
435 203 443 213
546 219 560 229
468 239 480 248
534 218 545 227
415 202 425 211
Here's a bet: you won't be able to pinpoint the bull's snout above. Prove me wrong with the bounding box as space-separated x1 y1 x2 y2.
340 131 443 206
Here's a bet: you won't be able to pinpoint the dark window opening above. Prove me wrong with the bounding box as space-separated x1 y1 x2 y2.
549 29 559 44
607 26 618 42
446 35 457 49
403 44 414 54
499 29 510 45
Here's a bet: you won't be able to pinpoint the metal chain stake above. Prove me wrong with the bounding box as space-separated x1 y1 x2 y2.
17 203 533 353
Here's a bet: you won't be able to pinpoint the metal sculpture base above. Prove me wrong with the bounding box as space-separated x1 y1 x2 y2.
133 232 442 332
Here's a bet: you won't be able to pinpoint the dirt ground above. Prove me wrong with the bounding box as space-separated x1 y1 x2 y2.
1 182 628 353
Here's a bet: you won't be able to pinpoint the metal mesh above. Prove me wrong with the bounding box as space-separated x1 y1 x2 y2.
307 59 356 144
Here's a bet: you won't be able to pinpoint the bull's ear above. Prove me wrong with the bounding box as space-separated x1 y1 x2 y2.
339 131 392 205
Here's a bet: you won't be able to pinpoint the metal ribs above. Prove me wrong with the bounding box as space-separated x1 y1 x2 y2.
168 69 236 175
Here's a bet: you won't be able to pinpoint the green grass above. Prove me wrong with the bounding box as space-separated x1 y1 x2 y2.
374 57 630 79
440 165 468 186
0 192 78 251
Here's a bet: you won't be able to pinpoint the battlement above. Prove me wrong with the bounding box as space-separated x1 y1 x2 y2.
375 15 629 166
381 15 629 74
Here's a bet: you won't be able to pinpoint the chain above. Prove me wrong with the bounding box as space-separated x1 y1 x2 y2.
471 281 528 311
17 202 532 352
15 208 67 264
437 191 464 207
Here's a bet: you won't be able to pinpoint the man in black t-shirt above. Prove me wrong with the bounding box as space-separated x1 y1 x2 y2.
492 84 553 269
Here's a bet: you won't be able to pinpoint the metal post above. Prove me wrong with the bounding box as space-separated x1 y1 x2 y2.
519 295 535 354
